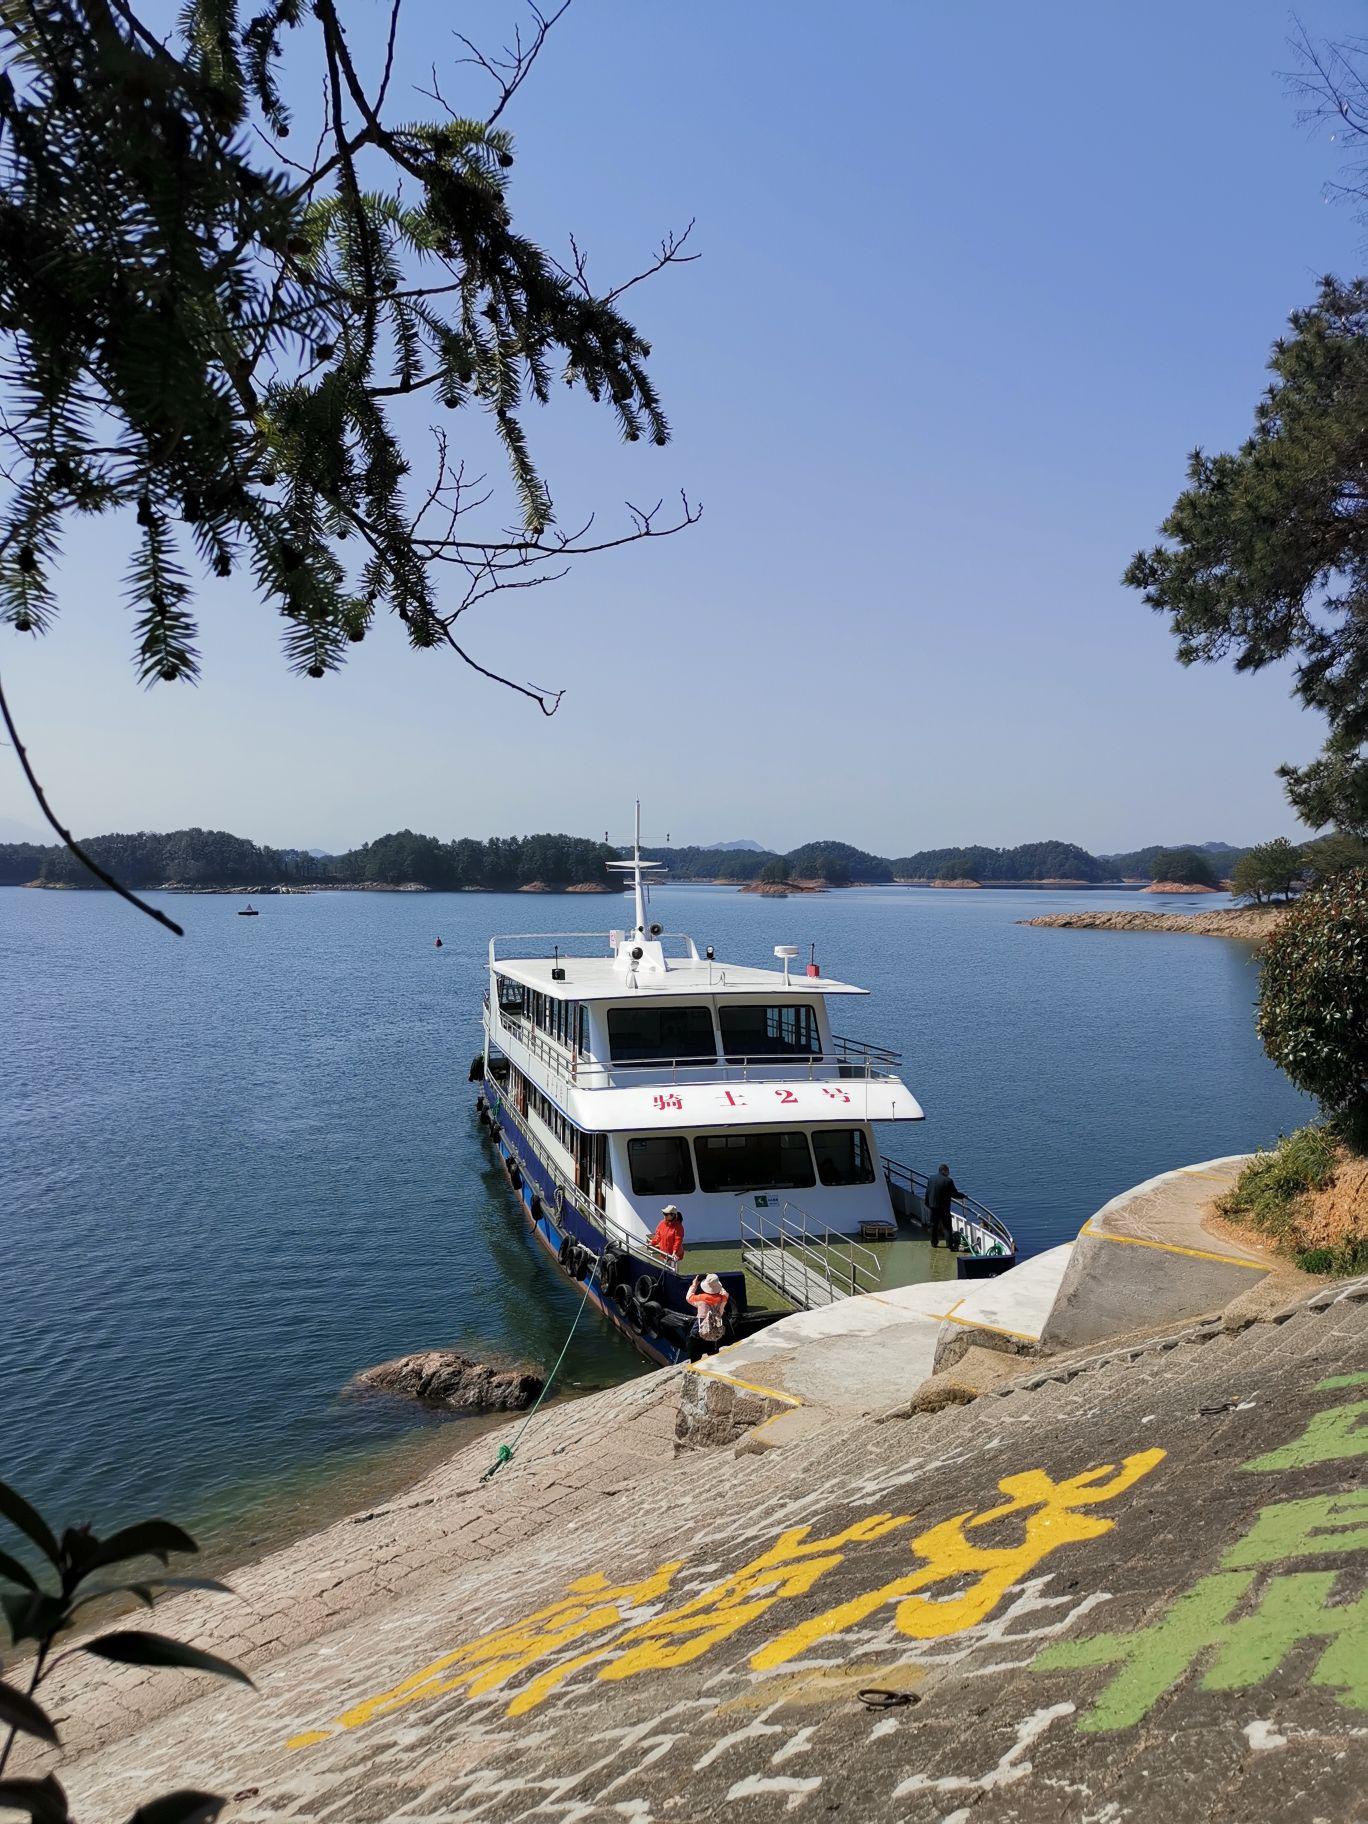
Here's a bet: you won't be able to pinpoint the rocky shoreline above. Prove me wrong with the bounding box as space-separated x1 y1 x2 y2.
1022 905 1289 941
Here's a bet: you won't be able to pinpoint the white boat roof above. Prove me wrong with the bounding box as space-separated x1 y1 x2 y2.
493 955 867 1001
554 1075 923 1133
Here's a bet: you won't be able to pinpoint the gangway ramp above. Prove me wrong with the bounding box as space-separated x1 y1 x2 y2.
738 1199 881 1311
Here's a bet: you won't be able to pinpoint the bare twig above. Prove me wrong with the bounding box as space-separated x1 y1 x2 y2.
453 0 575 127
0 671 184 935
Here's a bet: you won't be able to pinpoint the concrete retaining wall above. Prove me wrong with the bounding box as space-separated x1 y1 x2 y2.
1040 1155 1269 1352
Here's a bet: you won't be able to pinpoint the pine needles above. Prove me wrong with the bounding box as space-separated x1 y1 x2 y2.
0 0 698 703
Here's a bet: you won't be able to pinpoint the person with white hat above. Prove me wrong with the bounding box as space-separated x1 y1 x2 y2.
686 1272 730 1361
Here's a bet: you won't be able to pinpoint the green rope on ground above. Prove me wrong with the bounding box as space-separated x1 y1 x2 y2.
481 1254 601 1482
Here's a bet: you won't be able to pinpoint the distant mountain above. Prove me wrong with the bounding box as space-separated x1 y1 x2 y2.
1100 841 1252 878
702 839 766 852
0 814 45 844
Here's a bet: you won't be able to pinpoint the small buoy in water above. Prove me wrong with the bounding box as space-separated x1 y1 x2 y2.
435 936 443 948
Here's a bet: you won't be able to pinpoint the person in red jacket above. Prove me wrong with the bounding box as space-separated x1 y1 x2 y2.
649 1205 685 1260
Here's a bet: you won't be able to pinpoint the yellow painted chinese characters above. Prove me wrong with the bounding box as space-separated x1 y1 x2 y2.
751 1449 1165 1669
287 1447 1165 1745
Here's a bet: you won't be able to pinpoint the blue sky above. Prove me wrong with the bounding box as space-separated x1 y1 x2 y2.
2 0 1363 855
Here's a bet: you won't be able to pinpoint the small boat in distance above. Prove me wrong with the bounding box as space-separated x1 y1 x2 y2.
238 905 259 917
475 805 1015 1366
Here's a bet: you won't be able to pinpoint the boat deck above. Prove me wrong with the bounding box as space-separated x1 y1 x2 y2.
680 1232 961 1318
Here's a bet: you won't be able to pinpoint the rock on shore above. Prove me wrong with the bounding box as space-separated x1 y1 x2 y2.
355 1350 544 1411
1022 906 1289 942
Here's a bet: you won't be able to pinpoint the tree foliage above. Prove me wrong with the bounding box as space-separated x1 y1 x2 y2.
0 0 695 702
890 841 1107 883
656 846 777 882
1229 837 1303 903
330 829 614 888
1101 841 1247 880
1299 830 1368 883
1147 847 1220 888
1257 868 1368 1128
0 1480 247 1822
3 826 618 890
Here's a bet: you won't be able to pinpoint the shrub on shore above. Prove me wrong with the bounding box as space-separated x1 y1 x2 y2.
1217 1125 1368 1277
1256 868 1368 1146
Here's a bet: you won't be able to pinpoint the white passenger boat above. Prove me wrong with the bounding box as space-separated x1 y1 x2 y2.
475 810 1014 1365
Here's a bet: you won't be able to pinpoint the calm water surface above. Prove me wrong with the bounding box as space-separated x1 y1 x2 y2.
0 882 1311 1557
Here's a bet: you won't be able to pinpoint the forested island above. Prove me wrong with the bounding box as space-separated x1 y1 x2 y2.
0 828 1299 894
0 829 618 892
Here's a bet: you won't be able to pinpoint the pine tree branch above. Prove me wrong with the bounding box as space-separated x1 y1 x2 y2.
0 670 184 934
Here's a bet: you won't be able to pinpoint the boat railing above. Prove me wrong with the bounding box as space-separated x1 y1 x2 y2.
881 1156 1015 1258
737 1198 883 1309
832 1032 903 1071
488 930 701 965
485 1074 677 1268
487 1004 902 1092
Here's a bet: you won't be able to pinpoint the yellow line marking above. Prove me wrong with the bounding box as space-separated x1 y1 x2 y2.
691 1367 803 1407
936 1311 1040 1343
1078 1221 1267 1269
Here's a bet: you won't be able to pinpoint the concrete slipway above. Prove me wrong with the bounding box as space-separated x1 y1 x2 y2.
680 1155 1268 1444
14 1158 1368 1824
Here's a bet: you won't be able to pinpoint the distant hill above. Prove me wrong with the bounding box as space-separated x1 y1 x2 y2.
889 841 1109 884
0 829 617 891
0 827 1277 893
1100 842 1251 879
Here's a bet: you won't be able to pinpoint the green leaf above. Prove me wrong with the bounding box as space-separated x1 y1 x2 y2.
0 1550 38 1594
0 1678 60 1746
81 1522 200 1578
80 1632 253 1687
0 1486 60 1571
123 1792 225 1824
1 1591 69 1648
0 1775 69 1823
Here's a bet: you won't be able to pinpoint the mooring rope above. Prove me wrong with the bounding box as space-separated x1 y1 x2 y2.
480 1252 602 1483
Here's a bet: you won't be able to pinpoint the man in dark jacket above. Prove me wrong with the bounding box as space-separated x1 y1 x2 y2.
924 1164 960 1249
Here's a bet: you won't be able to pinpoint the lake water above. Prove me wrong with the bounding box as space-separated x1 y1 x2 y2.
0 881 1311 1562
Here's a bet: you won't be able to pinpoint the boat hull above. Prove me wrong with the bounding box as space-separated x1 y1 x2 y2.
479 1077 747 1367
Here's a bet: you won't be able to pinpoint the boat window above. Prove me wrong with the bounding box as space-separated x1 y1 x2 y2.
608 1005 716 1064
525 1081 581 1157
718 1003 822 1061
694 1131 815 1193
628 1135 696 1196
497 976 525 1015
813 1128 876 1186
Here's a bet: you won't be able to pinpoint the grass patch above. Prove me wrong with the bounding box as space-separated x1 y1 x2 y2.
1297 1238 1368 1276
1218 1125 1339 1237
1217 1123 1367 1276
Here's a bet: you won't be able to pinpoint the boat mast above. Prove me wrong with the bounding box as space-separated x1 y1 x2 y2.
632 797 647 938
606 801 667 976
